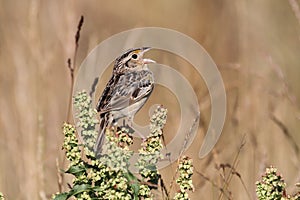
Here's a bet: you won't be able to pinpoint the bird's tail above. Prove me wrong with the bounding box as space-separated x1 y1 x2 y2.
94 114 110 157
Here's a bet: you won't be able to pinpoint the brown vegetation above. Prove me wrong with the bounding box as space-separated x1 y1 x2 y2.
0 1 300 199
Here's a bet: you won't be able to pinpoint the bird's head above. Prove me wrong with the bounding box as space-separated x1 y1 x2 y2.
114 47 155 73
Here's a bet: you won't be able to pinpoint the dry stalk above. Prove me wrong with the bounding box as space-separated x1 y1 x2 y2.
66 16 84 123
195 169 232 200
56 158 64 193
218 134 248 200
288 0 300 27
168 113 200 196
269 114 300 156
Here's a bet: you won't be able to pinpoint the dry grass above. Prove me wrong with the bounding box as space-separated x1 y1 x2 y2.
0 0 300 199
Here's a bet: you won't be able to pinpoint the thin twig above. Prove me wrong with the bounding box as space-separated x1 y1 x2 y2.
218 163 251 200
180 112 200 156
167 161 180 197
159 177 169 200
66 58 73 122
73 15 84 71
195 170 231 200
62 16 85 193
288 0 300 27
159 131 171 199
168 112 200 196
66 16 84 122
219 134 246 200
270 113 300 155
267 56 299 110
56 158 63 193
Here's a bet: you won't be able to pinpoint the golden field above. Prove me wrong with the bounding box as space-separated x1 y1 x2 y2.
0 1 300 199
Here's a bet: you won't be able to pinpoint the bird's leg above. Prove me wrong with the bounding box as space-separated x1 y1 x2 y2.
126 116 133 128
127 117 147 140
122 118 126 127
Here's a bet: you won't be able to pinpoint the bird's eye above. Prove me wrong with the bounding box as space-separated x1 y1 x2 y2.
131 54 138 59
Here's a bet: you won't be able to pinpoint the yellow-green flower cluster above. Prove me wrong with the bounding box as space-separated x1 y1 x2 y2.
62 123 82 166
84 127 135 198
77 192 91 200
73 90 99 150
53 91 141 199
256 166 286 200
138 184 153 200
62 123 90 188
0 192 4 200
54 92 173 199
255 166 300 200
97 171 133 199
100 127 134 172
116 127 134 149
55 123 136 199
149 105 167 136
86 145 134 199
174 156 194 200
292 193 300 200
136 105 167 199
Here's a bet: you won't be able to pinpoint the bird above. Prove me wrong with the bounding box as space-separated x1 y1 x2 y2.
94 47 155 156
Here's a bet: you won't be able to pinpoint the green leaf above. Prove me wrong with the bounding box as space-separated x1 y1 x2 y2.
146 164 157 171
124 171 138 182
53 193 69 200
65 165 86 176
92 186 102 192
131 183 140 200
70 184 92 196
124 172 140 199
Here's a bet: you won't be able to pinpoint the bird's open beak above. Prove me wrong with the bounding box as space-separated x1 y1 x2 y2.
143 58 156 64
141 47 152 53
141 47 155 64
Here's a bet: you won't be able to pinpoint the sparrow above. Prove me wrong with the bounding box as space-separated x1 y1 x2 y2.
94 47 155 156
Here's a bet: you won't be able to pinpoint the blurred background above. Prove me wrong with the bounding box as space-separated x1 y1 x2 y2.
1 0 300 199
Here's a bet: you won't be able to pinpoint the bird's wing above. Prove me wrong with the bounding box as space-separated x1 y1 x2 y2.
96 71 154 115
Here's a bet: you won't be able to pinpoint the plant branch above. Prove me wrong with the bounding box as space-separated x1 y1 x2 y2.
66 16 84 123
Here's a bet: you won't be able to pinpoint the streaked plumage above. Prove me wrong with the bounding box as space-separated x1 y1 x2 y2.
94 47 155 156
